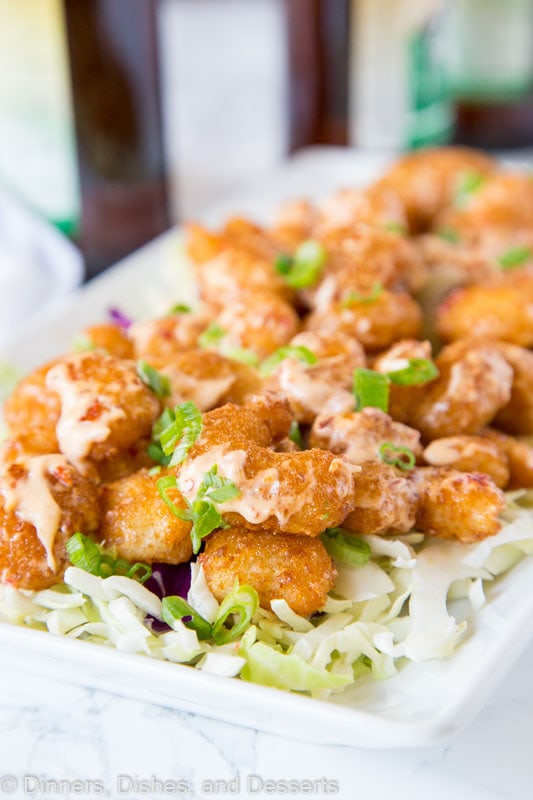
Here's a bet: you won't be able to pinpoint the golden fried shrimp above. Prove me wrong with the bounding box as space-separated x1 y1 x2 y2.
422 436 510 489
212 291 299 360
372 338 433 424
161 350 241 412
100 468 192 565
411 467 505 542
488 342 533 435
342 462 419 535
436 273 533 347
481 429 533 489
44 351 160 476
177 443 356 537
3 360 62 455
310 407 422 466
314 185 407 235
186 217 277 265
306 228 427 310
408 340 513 441
435 172 533 239
192 393 293 457
78 324 134 360
200 528 336 616
218 361 264 406
265 330 365 424
130 310 213 369
304 290 423 352
0 441 100 590
269 199 318 251
372 146 496 232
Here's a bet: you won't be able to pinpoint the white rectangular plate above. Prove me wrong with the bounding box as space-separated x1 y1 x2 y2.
2 148 533 748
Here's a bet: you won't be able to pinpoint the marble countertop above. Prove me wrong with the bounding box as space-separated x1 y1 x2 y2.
2 638 532 800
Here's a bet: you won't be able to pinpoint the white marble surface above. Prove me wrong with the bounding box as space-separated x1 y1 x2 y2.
1 639 533 800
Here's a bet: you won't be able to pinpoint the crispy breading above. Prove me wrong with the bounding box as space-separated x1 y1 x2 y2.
422 435 510 489
342 462 419 535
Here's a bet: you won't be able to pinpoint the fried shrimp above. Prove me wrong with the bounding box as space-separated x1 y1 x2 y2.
100 468 192 565
489 343 533 435
3 360 62 455
411 467 505 542
161 350 242 412
304 289 423 352
44 351 160 476
481 429 533 489
408 340 513 441
342 462 419 535
0 441 100 590
310 407 422 466
371 146 496 231
200 528 336 616
436 273 533 347
372 338 433 424
78 324 134 359
313 185 408 235
130 310 213 369
265 330 364 424
422 436 510 489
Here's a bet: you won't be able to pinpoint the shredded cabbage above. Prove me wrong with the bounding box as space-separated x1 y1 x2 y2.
1 497 533 697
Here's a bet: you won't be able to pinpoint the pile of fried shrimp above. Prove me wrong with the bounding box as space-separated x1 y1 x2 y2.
3 145 533 622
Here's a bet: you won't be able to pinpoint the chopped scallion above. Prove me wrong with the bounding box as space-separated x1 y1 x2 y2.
320 528 371 567
378 442 416 471
454 171 486 207
260 345 317 377
149 401 203 466
274 239 326 289
497 246 532 271
162 596 213 640
353 368 390 413
137 360 171 399
387 358 439 386
342 282 383 307
66 532 152 583
212 584 259 645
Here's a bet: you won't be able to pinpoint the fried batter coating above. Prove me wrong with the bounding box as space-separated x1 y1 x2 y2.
372 338 433 424
265 330 364 424
45 351 161 476
408 340 513 441
372 147 496 232
178 443 356 537
161 350 240 412
435 172 533 239
200 528 336 616
212 291 299 360
437 273 533 347
79 324 134 359
304 290 422 352
3 360 61 455
310 407 422 466
0 441 100 590
313 185 408 235
422 436 510 489
342 462 419 535
411 467 505 542
270 199 318 251
130 310 213 369
100 468 192 565
482 429 533 489
489 343 533 435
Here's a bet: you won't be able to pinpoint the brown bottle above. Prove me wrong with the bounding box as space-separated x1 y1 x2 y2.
64 0 170 278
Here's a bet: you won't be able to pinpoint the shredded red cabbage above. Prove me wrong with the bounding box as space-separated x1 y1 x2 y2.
145 561 192 600
108 307 133 330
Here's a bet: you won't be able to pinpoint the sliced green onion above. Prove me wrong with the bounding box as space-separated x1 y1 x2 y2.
437 228 460 244
387 358 439 386
260 345 317 377
274 239 326 289
320 528 371 567
497 246 532 270
378 442 416 471
353 368 390 413
454 171 486 207
169 303 192 314
71 334 97 353
137 360 171 399
199 322 226 349
288 420 303 448
383 221 407 235
157 475 192 522
342 282 383 307
151 401 203 466
221 345 259 366
162 596 213 640
212 584 259 645
65 532 152 583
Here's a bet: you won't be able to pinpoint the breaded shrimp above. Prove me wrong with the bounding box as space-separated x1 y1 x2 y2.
100 468 192 565
304 290 423 352
177 443 357 537
314 185 408 235
490 342 533 435
372 146 496 231
310 407 422 466
342 462 419 535
78 323 134 359
270 199 318 251
200 528 336 616
372 338 433 424
265 330 365 424
130 310 213 369
411 467 505 542
45 351 160 476
211 291 299 360
408 340 513 441
0 441 100 590
422 436 510 489
437 274 533 347
161 350 240 412
3 360 62 455
482 429 533 489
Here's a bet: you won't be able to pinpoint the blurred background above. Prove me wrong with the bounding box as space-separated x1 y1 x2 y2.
1 0 533 290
